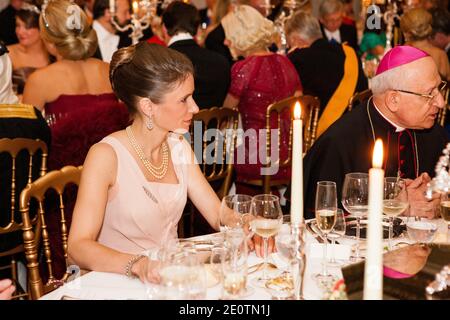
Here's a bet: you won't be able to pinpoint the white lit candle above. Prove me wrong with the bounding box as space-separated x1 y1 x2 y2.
132 1 139 17
290 101 303 226
364 139 384 300
109 0 115 14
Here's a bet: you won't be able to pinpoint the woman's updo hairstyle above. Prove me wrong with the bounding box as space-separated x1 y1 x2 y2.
400 8 433 41
40 0 98 60
110 42 194 116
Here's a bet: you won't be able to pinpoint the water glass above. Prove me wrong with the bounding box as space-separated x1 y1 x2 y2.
220 233 249 299
158 242 207 299
341 172 369 261
220 194 252 232
406 216 438 244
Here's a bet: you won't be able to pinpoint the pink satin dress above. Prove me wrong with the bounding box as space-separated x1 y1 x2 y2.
97 134 190 254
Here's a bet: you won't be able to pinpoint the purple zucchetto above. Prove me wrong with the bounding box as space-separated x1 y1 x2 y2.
375 46 430 76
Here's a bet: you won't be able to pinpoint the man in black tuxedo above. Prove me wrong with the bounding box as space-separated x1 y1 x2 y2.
0 0 23 45
286 11 367 115
92 0 132 62
162 1 230 109
319 0 358 53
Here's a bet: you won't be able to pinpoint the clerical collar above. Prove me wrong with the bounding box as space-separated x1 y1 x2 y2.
372 101 405 132
168 32 194 46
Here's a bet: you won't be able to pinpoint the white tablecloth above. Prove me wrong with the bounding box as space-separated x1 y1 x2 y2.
40 219 448 300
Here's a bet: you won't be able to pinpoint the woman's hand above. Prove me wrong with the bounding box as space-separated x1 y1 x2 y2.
0 279 15 300
131 258 161 284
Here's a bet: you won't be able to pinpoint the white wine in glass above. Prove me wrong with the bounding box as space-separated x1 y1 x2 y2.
314 181 337 284
316 209 337 233
250 194 283 286
250 218 281 238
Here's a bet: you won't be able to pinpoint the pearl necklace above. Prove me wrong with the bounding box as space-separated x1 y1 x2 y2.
126 126 169 180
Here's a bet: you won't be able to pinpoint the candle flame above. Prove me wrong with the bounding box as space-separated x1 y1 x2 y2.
372 139 383 168
132 1 138 14
294 101 301 120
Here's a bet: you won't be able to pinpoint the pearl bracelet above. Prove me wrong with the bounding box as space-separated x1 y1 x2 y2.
125 254 146 278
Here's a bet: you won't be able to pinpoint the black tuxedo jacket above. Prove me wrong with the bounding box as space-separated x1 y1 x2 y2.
321 23 359 53
288 38 368 114
204 24 234 66
169 39 230 109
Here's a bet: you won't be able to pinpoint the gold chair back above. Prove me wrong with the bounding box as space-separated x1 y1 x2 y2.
437 86 449 127
348 89 372 111
19 165 82 300
189 107 240 199
241 95 320 194
0 138 47 299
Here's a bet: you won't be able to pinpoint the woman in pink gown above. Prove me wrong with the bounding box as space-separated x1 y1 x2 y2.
222 5 302 193
68 43 270 283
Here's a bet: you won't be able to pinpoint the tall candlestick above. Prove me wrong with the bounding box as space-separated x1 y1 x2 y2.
290 101 303 226
364 139 384 300
109 0 115 14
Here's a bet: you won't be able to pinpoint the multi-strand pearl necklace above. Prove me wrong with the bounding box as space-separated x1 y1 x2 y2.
126 126 169 180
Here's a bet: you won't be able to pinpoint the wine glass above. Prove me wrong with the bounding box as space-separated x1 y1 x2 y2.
220 230 250 299
384 177 408 250
406 216 438 244
250 194 283 286
314 181 337 283
219 194 253 232
341 172 369 261
327 208 346 267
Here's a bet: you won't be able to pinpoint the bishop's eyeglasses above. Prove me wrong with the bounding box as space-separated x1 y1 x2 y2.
394 81 447 102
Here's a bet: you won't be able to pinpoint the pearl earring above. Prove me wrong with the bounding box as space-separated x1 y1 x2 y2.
147 117 153 130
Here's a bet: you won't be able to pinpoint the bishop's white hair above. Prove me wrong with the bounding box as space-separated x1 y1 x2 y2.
370 63 418 96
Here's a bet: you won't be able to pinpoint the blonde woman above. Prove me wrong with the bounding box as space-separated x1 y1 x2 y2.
222 5 302 194
401 7 450 80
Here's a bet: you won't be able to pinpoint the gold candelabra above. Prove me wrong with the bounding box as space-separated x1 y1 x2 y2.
109 0 157 44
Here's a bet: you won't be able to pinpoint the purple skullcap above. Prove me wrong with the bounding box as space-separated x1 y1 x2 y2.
375 45 429 76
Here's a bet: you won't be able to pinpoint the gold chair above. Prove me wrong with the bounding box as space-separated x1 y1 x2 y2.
0 138 47 299
19 165 82 300
190 107 240 199
437 86 449 127
348 89 372 111
179 107 239 238
240 95 320 194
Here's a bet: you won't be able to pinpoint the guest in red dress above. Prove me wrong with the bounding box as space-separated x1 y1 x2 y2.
222 5 302 194
22 0 129 279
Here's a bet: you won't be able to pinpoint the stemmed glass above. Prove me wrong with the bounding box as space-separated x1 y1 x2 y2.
219 194 253 232
314 181 337 283
250 194 283 286
327 208 346 267
383 177 408 250
341 172 369 261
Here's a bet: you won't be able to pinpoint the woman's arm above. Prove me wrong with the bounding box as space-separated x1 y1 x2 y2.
68 143 131 273
222 93 239 110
